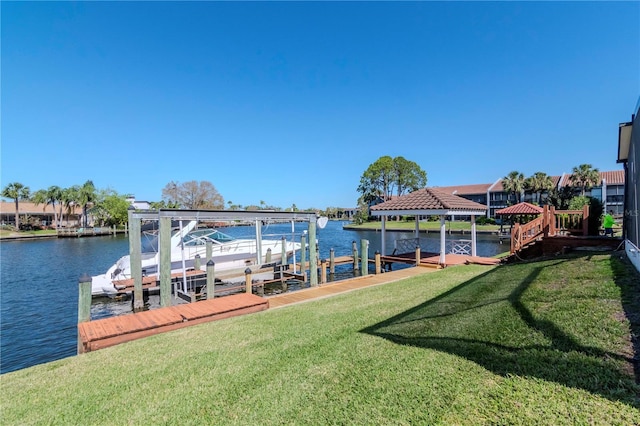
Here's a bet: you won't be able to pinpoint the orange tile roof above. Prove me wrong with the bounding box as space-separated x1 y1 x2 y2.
559 170 625 187
599 170 625 185
0 201 81 214
495 202 543 215
431 183 492 195
370 188 487 212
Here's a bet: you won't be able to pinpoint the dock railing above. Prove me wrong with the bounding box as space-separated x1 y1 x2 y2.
510 205 589 253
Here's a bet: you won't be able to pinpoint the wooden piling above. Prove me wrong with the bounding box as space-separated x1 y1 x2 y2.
415 246 421 266
77 273 91 354
329 248 335 275
245 268 252 294
320 259 327 284
128 212 143 311
300 234 307 282
206 240 212 263
206 260 215 300
195 254 201 271
265 248 272 263
352 241 359 271
375 251 381 274
309 221 318 287
361 239 369 276
159 216 172 308
281 236 287 267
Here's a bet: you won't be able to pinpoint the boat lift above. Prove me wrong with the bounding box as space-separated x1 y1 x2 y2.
127 209 321 310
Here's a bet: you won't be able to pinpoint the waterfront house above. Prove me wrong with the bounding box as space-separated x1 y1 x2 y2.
618 100 640 273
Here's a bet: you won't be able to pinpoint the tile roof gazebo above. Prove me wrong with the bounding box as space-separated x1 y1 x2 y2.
495 202 543 216
370 187 488 264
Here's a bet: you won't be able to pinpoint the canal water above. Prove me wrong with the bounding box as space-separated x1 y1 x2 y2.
0 220 505 374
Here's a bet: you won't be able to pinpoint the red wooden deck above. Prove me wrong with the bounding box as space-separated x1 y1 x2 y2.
78 293 268 353
381 252 501 267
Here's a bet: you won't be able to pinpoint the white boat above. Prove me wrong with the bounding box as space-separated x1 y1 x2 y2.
91 221 301 297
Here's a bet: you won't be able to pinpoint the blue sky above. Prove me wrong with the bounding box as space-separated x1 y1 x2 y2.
2 1 638 209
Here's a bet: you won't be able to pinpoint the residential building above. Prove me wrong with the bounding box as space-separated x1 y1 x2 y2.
618 100 639 272
433 170 625 219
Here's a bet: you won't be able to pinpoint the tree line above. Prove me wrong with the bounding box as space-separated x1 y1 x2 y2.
501 163 601 207
1 179 346 231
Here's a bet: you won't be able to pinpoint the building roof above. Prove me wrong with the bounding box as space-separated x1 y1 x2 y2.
370 187 487 215
431 183 493 195
495 202 543 215
0 201 81 215
599 170 625 185
559 170 625 187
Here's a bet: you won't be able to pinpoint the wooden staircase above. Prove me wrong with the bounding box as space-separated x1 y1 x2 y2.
510 205 590 254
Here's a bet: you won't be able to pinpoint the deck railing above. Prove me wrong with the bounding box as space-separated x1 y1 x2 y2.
510 205 589 254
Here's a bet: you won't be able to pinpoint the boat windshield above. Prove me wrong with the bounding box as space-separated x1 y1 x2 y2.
182 229 236 246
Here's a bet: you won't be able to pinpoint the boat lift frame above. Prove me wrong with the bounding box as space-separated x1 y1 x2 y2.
127 209 321 309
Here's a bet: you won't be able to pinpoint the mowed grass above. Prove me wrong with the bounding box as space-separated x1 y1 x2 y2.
2 252 639 425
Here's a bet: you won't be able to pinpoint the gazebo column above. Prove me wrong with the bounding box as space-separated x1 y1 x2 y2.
381 216 387 255
439 215 446 265
471 215 477 257
415 216 420 238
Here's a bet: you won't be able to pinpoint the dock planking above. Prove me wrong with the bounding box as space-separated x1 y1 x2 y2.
78 293 268 353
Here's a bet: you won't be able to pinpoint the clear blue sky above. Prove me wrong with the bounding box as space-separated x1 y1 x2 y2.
2 1 638 209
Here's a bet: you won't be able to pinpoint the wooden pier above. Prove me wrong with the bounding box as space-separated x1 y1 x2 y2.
78 293 268 353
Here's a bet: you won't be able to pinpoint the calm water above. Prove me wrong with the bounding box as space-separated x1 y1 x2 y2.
0 221 504 374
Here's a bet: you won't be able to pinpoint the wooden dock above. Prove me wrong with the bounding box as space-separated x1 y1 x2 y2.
267 266 437 308
78 293 268 353
78 253 501 353
381 252 501 267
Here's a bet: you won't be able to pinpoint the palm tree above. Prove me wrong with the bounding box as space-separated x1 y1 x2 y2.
32 186 63 228
61 186 79 227
525 172 554 205
1 182 30 230
77 180 96 228
502 171 525 204
570 164 600 196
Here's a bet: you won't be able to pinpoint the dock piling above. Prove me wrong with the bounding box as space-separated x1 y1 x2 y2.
329 248 335 275
352 241 359 271
375 251 381 274
320 259 327 283
206 260 215 300
245 268 252 294
77 273 91 354
361 239 369 276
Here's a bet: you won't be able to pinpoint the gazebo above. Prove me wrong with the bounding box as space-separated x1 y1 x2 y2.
370 187 488 265
495 202 544 235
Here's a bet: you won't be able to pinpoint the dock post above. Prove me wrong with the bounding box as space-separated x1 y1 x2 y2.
77 273 91 354
206 241 212 263
361 239 369 276
352 241 359 271
194 254 201 271
112 225 116 236
320 259 327 283
308 220 318 287
206 260 215 300
128 211 144 311
245 268 252 294
159 216 172 308
300 234 307 282
415 246 421 266
329 248 335 275
375 251 381 274
265 248 272 264
281 236 287 267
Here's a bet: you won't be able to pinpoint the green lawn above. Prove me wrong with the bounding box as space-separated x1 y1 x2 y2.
2 252 639 424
